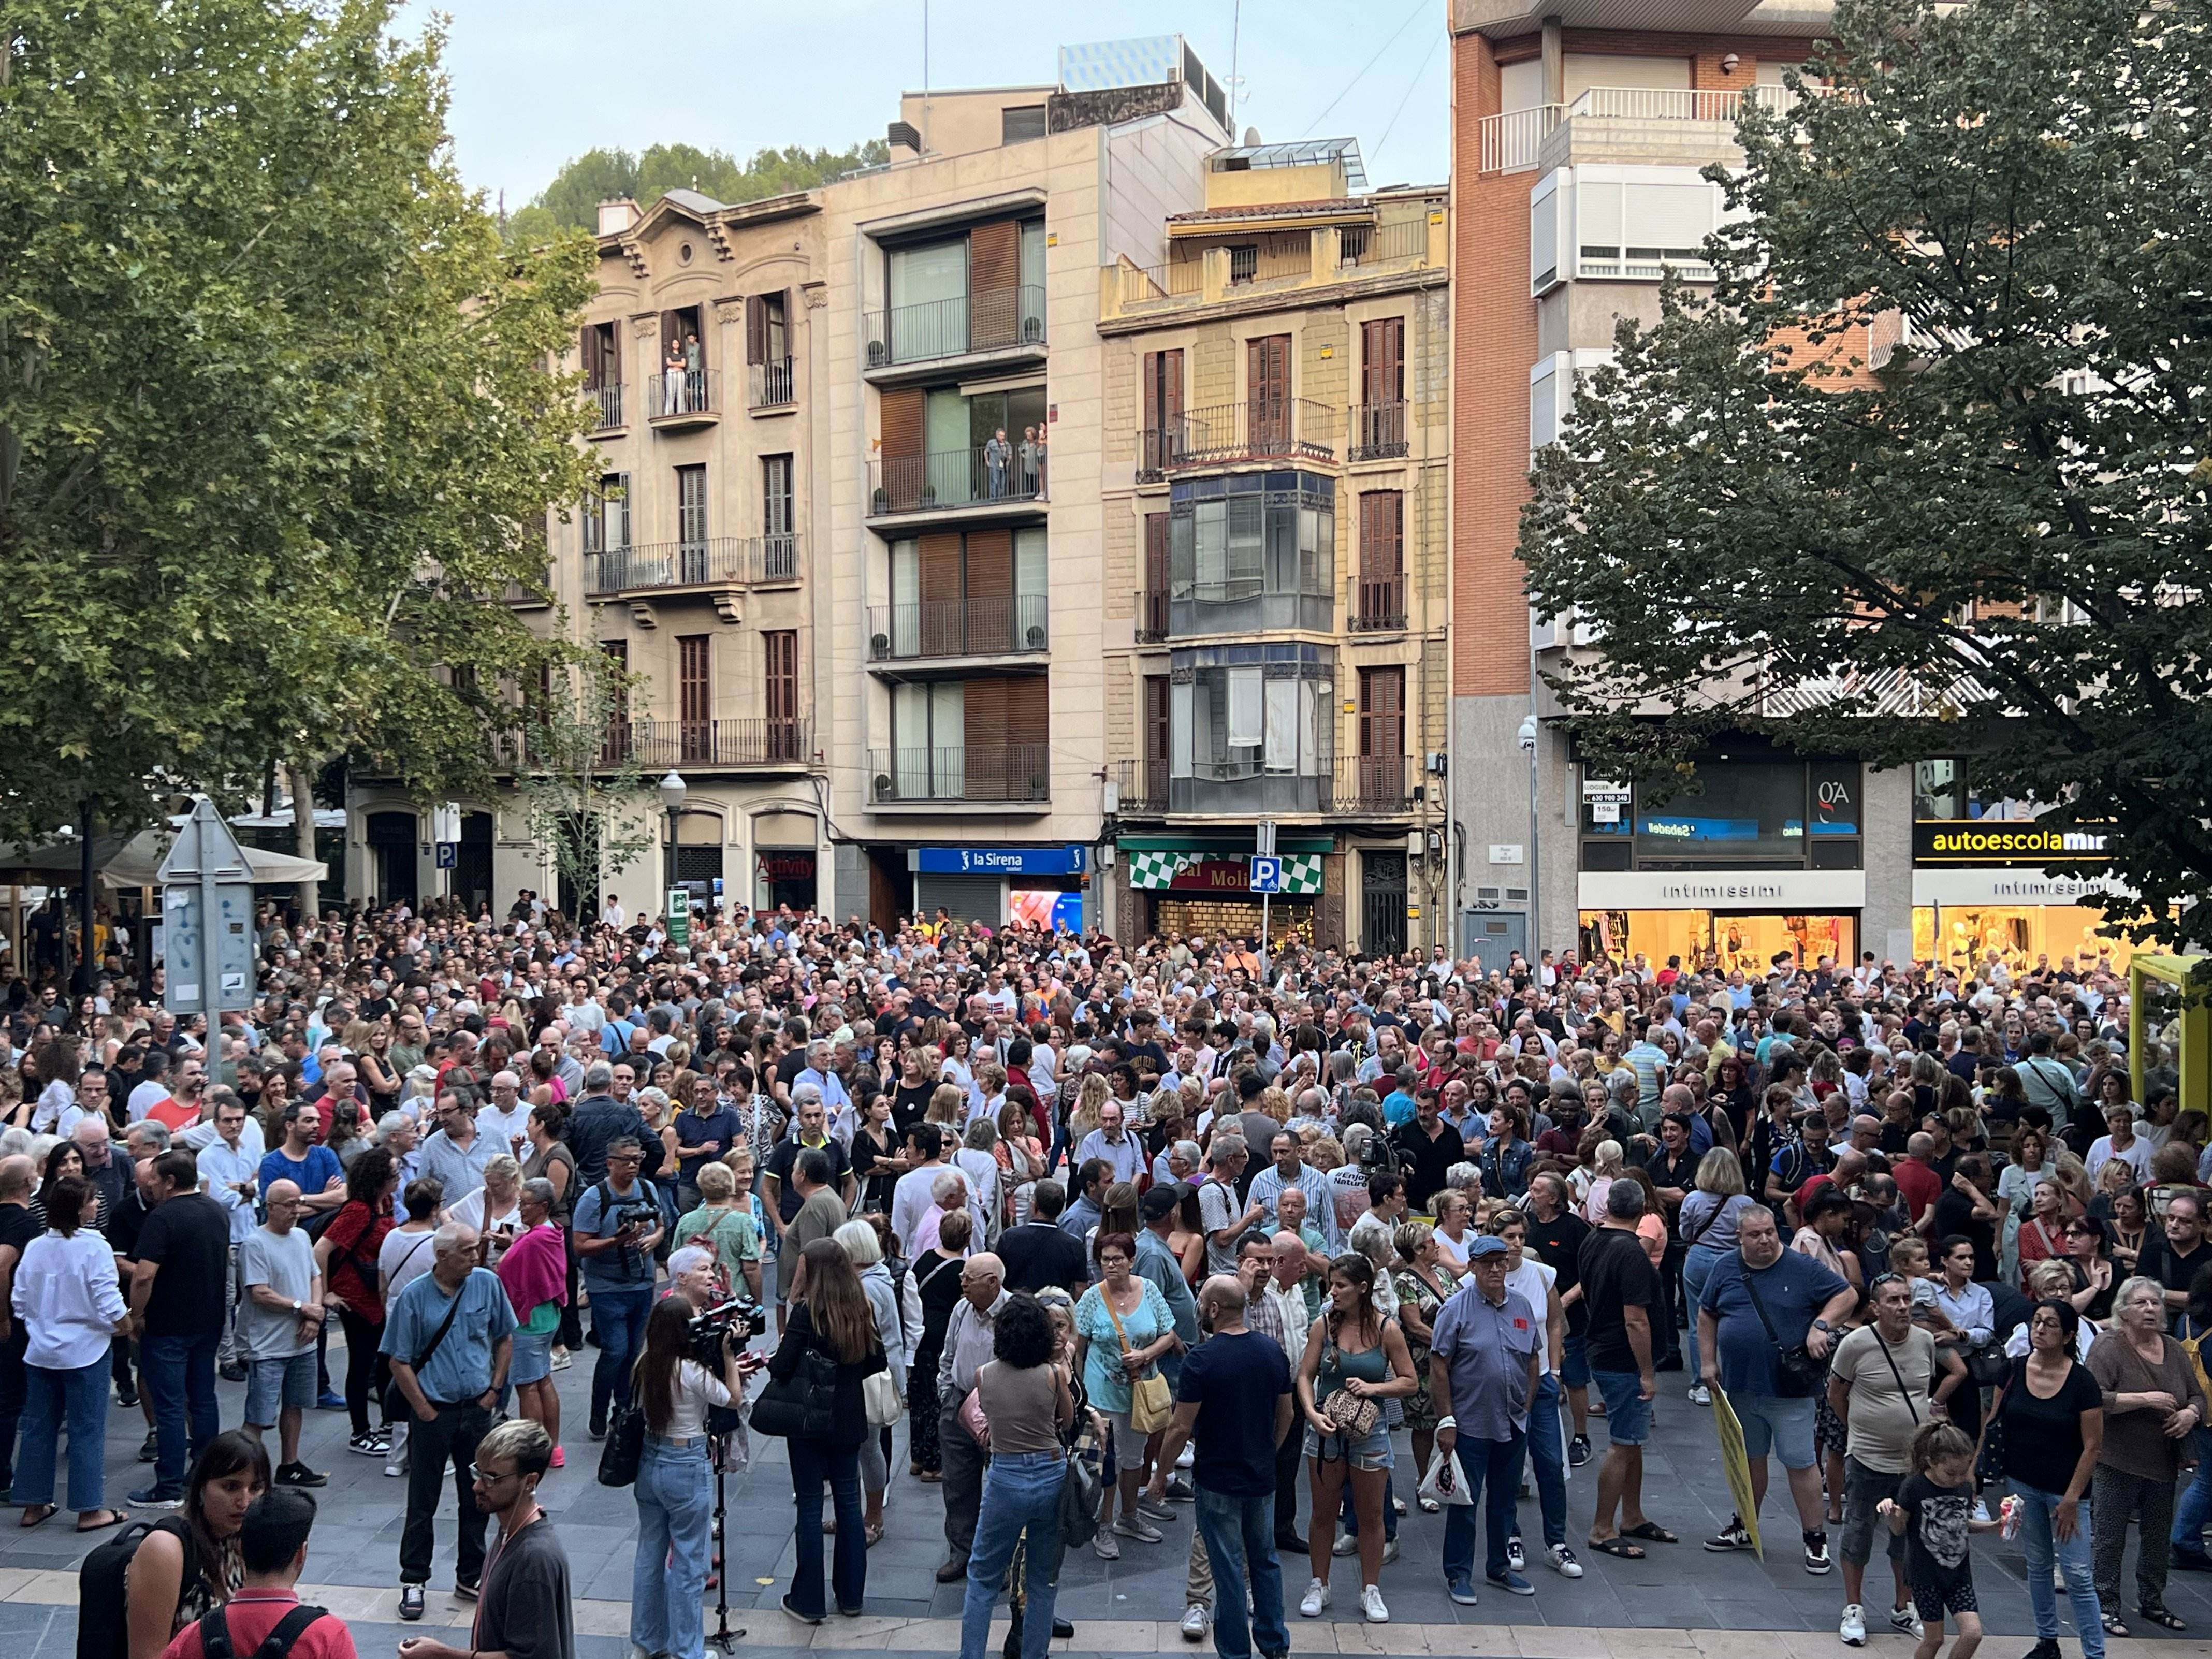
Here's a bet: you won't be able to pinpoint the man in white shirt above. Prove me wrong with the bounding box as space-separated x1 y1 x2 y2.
476 1072 532 1158
600 893 627 930
127 1049 174 1119
198 1094 263 1381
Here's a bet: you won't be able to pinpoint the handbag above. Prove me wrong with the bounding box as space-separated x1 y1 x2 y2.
1056 1413 1103 1549
1101 1290 1176 1435
1740 1264 1823 1399
595 1396 646 1486
863 1369 904 1428
1318 1333 1381 1437
381 1269 468 1422
1967 1345 2012 1387
751 1344 840 1439
958 1386 991 1446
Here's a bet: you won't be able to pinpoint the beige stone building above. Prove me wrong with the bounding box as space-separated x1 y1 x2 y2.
1092 145 1451 954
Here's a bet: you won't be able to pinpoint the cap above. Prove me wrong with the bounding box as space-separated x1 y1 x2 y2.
1466 1234 1508 1259
1140 1184 1184 1222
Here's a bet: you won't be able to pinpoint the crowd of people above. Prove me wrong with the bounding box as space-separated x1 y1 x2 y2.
0 891 2205 1659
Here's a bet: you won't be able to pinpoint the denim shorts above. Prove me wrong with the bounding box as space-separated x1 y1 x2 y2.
1304 1421 1394 1471
1591 1367 1650 1445
510 1328 553 1386
245 1350 317 1427
1735 1393 1817 1470
1561 1331 1592 1390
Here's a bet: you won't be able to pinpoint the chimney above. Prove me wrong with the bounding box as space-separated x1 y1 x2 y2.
597 197 641 237
887 120 923 161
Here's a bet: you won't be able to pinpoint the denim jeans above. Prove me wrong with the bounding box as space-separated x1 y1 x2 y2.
1520 1372 1568 1549
788 1437 866 1618
2014 1479 2105 1659
1682 1244 1725 1390
140 1331 220 1494
1441 1429 1525 1584
588 1285 654 1428
9 1360 108 1512
1192 1487 1289 1659
633 1436 714 1659
1340 1473 1399 1541
2171 1425 2212 1556
959 1451 1064 1659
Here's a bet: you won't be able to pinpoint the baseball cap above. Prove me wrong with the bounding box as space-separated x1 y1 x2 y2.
1140 1184 1185 1222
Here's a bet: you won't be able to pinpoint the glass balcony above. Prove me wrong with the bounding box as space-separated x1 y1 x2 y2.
868 744 1051 805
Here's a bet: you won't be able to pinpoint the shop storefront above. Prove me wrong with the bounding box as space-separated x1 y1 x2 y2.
1577 870 1866 973
911 845 1089 930
751 811 820 913
1911 816 2132 972
1123 842 1328 947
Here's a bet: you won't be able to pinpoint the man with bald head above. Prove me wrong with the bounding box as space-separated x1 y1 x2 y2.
932 1251 1007 1583
238 1179 326 1487
0 1154 37 1493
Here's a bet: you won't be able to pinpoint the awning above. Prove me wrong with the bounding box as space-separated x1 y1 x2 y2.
0 831 325 887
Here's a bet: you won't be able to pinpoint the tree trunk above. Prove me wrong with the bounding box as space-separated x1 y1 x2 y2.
289 761 321 923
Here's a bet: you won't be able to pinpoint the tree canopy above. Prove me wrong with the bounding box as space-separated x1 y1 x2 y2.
1520 0 2212 951
506 140 889 245
0 0 599 840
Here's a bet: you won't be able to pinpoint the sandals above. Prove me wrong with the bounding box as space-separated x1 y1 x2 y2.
1589 1536 1646 1559
75 1509 128 1533
17 1505 53 1529
1417 1495 1442 1514
865 1521 886 1547
2101 1613 2129 1638
1621 1521 1679 1544
2138 1607 2187 1632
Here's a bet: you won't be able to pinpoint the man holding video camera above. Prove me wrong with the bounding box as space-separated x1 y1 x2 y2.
572 1136 674 1441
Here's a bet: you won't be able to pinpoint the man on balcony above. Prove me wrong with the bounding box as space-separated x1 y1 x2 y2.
681 331 703 411
983 427 1011 499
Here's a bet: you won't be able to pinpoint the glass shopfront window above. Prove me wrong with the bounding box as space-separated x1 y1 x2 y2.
1579 759 1862 869
1912 905 2137 974
1579 909 1858 974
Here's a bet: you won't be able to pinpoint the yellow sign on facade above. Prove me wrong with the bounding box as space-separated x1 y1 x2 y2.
1709 1385 1764 1560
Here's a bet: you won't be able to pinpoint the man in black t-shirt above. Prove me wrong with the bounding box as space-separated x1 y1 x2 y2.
0 1156 39 1493
996 1180 1090 1294
1577 1180 1665 1556
1523 1172 1594 1460
128 1148 234 1504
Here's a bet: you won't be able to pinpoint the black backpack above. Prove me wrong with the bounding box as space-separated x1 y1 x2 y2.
78 1518 194 1659
196 1605 332 1659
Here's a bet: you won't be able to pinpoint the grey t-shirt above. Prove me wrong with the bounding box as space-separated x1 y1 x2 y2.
481 1515 575 1659
237 1225 317 1360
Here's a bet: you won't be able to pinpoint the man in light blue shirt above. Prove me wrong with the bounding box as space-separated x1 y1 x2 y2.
417 1089 494 1204
197 1095 262 1378
1624 1022 1669 1115
1246 1130 1338 1251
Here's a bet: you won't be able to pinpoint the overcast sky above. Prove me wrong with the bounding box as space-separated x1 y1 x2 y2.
395 0 1452 209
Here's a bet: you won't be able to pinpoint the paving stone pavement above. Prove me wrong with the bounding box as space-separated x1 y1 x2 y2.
0 1334 2206 1654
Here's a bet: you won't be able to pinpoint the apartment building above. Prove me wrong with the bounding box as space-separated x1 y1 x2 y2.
816 38 1231 931
347 186 831 916
1446 0 2134 981
1094 144 1451 953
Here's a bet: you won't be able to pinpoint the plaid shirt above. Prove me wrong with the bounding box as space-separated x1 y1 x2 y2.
1245 1277 1287 1351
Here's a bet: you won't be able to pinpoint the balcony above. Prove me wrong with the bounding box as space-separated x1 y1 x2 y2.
1134 589 1170 644
867 596 1049 664
590 383 624 431
865 286 1045 372
868 744 1051 807
1171 578 1335 638
583 536 799 596
1337 218 1429 269
1348 573 1407 633
1111 759 1167 813
1348 401 1408 462
1332 753 1411 813
598 717 813 770
1478 83 1825 174
644 368 717 429
1118 754 1409 818
868 447 1045 519
749 358 795 410
1137 399 1337 480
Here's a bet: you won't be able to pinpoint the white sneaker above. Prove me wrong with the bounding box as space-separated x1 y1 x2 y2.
1839 1604 1867 1647
1381 1538 1400 1564
1888 1606 1924 1639
1360 1585 1389 1625
1113 1516 1163 1544
1094 1530 1120 1560
1331 1530 1357 1556
1689 1384 1711 1406
1547 1542 1583 1578
1971 1500 1991 1525
1299 1578 1329 1619
1506 1536 1527 1573
1180 1605 1209 1642
1176 1442 1195 1469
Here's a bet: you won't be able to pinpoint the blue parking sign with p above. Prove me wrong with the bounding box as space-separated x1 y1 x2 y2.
1249 856 1282 893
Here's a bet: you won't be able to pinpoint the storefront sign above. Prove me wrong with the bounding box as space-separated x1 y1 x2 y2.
1577 869 1867 910
1911 869 2131 906
1913 821 2111 866
1128 850 1325 893
913 845 1086 876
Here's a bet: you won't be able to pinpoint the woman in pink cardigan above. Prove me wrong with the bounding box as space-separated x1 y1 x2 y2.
499 1177 572 1465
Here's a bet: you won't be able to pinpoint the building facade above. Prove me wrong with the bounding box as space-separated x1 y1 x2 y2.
1093 145 1452 954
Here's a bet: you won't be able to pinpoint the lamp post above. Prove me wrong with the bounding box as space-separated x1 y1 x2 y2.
658 769 687 905
1517 715 1541 965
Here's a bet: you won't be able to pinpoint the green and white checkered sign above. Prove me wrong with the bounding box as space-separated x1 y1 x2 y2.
1125 850 1323 892
1275 854 1323 894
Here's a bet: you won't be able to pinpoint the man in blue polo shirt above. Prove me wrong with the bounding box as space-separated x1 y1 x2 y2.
1430 1235 1543 1605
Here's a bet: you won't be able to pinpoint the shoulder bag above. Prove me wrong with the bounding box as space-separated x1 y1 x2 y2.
751 1338 841 1440
1317 1328 1380 1438
1102 1288 1175 1434
381 1274 470 1420
1739 1262 1823 1398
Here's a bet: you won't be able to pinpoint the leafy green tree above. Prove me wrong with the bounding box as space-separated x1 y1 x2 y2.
1520 0 2212 950
0 0 598 840
516 650 657 915
514 139 889 240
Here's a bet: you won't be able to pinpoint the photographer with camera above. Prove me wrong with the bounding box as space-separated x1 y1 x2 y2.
572 1137 672 1441
628 1293 760 1659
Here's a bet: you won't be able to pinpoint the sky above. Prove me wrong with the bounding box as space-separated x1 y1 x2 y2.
393 0 1453 211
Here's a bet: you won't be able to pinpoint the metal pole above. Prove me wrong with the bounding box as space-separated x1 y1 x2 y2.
1526 743 1542 963
78 797 96 995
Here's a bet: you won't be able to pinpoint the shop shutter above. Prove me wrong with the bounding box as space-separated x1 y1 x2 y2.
969 219 1021 347
915 874 1001 924
964 529 1013 652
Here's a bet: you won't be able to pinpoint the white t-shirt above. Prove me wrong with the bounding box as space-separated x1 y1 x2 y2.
659 1357 735 1440
1503 1256 1559 1377
378 1225 440 1302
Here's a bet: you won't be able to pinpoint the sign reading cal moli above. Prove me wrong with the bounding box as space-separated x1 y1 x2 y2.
1912 821 2112 866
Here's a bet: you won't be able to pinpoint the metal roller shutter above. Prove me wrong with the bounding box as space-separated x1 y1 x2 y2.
915 873 1002 924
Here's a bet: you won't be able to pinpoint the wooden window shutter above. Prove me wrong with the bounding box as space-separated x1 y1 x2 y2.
879 386 925 510
963 529 1013 653
963 678 1010 795
763 630 799 758
919 531 964 656
678 636 712 762
1166 347 1183 416
1144 514 1170 593
745 296 766 366
1249 335 1290 450
1142 351 1161 433
1359 665 1404 754
1362 317 1405 404
580 327 599 389
1144 676 1169 761
969 220 1020 347
1003 676 1049 799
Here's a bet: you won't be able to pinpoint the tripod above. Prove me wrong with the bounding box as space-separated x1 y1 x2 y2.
707 1427 745 1652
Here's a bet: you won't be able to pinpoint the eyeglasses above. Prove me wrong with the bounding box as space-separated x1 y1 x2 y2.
468 1462 518 1485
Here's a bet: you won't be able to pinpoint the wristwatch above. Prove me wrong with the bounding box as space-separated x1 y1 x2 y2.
291 1299 303 1313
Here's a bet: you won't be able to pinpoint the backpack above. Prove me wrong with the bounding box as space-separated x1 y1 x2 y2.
195 1605 332 1659
2181 1315 2212 1404
78 1518 194 1659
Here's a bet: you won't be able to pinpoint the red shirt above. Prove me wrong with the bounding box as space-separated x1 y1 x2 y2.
160 1589 357 1659
1894 1156 1941 1226
147 1097 199 1133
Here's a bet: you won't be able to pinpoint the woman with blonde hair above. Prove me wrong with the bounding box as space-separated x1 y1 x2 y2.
926 1082 966 1131
1068 1074 1109 1146
1580 1139 1626 1224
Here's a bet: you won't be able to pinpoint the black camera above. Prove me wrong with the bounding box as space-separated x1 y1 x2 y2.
608 1199 661 1237
686 1296 767 1366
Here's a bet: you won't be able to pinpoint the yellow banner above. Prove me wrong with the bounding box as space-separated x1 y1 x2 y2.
1709 1385 1764 1560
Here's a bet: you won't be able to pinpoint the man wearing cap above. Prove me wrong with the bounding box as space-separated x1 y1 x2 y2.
1430 1235 1543 1606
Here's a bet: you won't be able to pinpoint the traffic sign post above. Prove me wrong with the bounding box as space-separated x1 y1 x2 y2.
158 799 258 1016
1249 833 1283 969
435 842 458 870
666 887 690 948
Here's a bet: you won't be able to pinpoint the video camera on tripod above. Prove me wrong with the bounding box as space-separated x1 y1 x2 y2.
687 1295 768 1436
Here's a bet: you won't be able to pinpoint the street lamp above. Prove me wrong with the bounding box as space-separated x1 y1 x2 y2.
1517 715 1541 966
659 769 687 901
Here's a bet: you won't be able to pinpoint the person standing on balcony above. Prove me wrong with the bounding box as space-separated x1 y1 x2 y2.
984 428 1011 499
1018 426 1041 498
682 331 703 412
1033 425 1048 500
662 337 684 416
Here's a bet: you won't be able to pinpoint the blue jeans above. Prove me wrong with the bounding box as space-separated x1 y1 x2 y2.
959 1451 1064 1659
1520 1372 1568 1549
2172 1426 2212 1555
1682 1244 1725 1389
788 1437 865 1618
140 1331 220 1494
1441 1429 1524 1583
1340 1472 1399 1540
1192 1487 1289 1659
633 1436 713 1659
9 1360 108 1512
588 1285 653 1427
2014 1479 2104 1659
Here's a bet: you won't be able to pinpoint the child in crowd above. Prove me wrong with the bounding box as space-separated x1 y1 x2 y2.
1880 1420 2001 1659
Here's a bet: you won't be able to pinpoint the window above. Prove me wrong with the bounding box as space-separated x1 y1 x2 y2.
583 472 629 555
678 635 711 760
1141 349 1184 475
887 240 968 362
1596 760 1865 868
1534 165 1728 290
763 630 801 759
1529 350 1617 457
1248 334 1291 449
676 465 708 548
1169 647 1334 784
1357 492 1404 625
1002 104 1047 142
762 454 794 576
1228 245 1258 284
1166 471 1335 632
746 293 792 405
